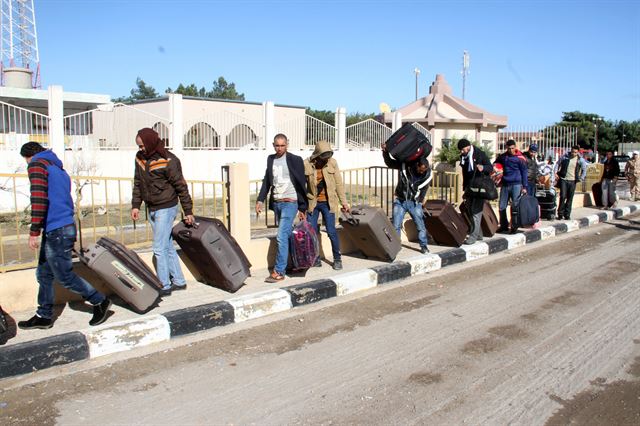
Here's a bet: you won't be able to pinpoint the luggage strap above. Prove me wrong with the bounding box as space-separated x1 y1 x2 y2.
340 210 360 226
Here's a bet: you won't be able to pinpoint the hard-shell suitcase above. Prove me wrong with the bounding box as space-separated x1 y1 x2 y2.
460 200 499 237
519 194 540 226
340 205 401 261
172 216 251 292
535 186 556 220
289 220 319 271
592 182 614 207
424 200 468 247
81 237 162 313
385 123 432 163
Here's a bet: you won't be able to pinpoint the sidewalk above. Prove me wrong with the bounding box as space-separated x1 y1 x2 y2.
1 201 638 379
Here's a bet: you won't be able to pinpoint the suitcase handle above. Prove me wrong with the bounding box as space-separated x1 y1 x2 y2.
339 211 360 226
383 228 393 242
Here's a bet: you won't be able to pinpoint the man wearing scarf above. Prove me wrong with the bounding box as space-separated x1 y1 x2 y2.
458 139 493 244
131 128 194 296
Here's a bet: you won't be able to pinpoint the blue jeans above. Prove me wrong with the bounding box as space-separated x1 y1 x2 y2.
273 201 298 275
149 205 186 290
36 224 105 319
499 183 523 213
392 199 428 248
308 202 341 261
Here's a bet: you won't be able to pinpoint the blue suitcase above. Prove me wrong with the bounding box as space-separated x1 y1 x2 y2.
519 194 540 226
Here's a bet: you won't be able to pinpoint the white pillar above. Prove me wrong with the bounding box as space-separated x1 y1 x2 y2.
263 101 275 148
48 85 64 154
226 162 250 249
392 111 402 132
336 107 346 151
169 93 184 154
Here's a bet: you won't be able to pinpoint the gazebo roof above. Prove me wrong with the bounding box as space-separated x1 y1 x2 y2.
384 74 508 128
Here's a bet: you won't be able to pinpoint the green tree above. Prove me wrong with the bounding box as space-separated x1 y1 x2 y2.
306 108 335 125
208 76 245 100
435 136 493 166
113 77 159 103
346 112 377 126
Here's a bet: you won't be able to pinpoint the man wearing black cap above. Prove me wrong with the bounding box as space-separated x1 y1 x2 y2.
382 144 432 253
458 139 493 244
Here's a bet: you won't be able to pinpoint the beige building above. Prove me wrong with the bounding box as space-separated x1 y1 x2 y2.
384 74 508 158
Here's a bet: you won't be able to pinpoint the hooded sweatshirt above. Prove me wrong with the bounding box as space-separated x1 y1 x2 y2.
27 150 75 236
304 140 348 213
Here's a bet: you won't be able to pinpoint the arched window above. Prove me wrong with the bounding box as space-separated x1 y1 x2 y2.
227 124 258 149
152 122 171 147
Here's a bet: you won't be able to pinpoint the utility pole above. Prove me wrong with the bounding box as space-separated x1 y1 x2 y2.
414 68 420 101
461 50 470 100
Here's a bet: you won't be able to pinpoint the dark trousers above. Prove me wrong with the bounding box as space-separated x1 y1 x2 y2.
558 179 577 219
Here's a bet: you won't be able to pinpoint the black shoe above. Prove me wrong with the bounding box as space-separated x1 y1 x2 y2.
510 227 519 234
171 283 187 291
420 246 429 254
497 226 509 234
90 298 112 326
160 287 172 296
313 259 322 267
332 259 343 270
18 315 53 330
463 238 477 245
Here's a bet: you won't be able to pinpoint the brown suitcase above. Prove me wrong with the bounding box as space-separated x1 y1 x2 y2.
460 200 499 237
424 200 469 247
340 205 401 261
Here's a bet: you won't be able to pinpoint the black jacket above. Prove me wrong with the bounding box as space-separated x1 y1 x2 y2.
257 152 308 212
602 157 620 180
460 148 493 191
382 150 432 203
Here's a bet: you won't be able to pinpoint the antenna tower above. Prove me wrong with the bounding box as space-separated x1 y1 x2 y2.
461 50 470 100
0 0 40 88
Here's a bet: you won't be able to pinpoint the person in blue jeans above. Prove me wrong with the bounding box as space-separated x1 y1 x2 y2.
256 134 308 283
494 140 528 233
131 128 194 295
382 143 432 253
304 140 350 270
17 142 111 330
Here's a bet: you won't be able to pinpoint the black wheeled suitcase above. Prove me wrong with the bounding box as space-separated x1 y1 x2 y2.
80 237 162 313
172 216 251 292
340 206 401 261
519 194 540 226
385 123 432 163
592 182 614 207
424 200 468 247
460 200 499 237
535 186 556 220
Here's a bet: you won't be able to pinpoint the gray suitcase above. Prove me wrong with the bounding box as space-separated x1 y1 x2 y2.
81 237 162 313
340 205 401 261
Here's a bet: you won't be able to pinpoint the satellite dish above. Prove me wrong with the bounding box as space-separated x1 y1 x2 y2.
379 102 391 113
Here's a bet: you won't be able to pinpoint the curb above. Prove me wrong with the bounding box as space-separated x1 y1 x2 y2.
1 204 638 379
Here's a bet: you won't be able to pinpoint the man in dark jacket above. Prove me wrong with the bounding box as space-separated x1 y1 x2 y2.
601 150 620 209
131 128 194 296
525 144 539 194
18 142 111 330
494 140 528 233
458 139 494 244
382 143 432 253
256 133 307 282
555 145 588 219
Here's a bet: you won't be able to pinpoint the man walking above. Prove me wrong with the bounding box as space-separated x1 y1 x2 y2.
555 145 588 219
256 134 307 282
494 140 528 233
458 139 493 244
18 142 111 330
625 151 640 201
601 150 620 209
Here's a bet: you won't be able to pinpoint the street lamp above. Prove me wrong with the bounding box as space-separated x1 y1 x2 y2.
414 68 420 101
592 116 602 162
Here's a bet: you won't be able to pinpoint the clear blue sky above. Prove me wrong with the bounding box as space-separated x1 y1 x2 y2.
35 0 639 126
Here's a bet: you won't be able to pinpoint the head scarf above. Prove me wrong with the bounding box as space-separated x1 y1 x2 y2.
137 128 168 159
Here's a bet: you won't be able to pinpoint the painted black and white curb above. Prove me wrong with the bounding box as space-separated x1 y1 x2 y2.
1 205 637 379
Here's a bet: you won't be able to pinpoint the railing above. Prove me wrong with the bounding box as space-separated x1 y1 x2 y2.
0 173 226 273
183 111 263 150
0 100 50 150
345 119 392 150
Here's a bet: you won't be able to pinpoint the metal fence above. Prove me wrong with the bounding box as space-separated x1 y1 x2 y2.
0 100 49 150
498 125 579 159
183 111 263 150
0 173 226 273
346 119 392 150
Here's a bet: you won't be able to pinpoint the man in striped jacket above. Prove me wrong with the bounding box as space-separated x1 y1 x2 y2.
17 142 111 330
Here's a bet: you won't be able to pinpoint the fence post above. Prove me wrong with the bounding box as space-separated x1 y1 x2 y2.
226 162 250 249
48 85 64 154
336 107 346 150
454 162 463 204
169 93 184 154
263 101 275 148
392 111 402 132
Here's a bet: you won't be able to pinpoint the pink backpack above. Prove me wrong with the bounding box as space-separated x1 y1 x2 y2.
289 220 319 270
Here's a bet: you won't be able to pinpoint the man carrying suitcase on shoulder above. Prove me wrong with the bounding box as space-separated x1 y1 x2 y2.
131 128 194 296
256 134 307 283
17 142 111 330
382 143 432 254
458 139 493 245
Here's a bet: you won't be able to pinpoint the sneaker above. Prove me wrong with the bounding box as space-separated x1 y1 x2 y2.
420 246 429 254
171 283 187 291
160 287 172 296
332 259 343 270
478 235 484 241
313 259 322 267
18 315 53 330
89 298 112 326
265 271 285 283
463 238 476 245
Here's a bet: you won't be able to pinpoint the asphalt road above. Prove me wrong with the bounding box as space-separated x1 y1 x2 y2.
1 215 639 425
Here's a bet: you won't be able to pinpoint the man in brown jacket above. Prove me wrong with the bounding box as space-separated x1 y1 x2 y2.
304 140 349 270
131 128 194 295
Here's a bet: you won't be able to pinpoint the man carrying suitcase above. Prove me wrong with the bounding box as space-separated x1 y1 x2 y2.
494 140 528 233
458 139 493 244
256 134 307 282
17 142 111 330
131 128 194 296
304 140 350 270
382 143 432 253
555 145 588 219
